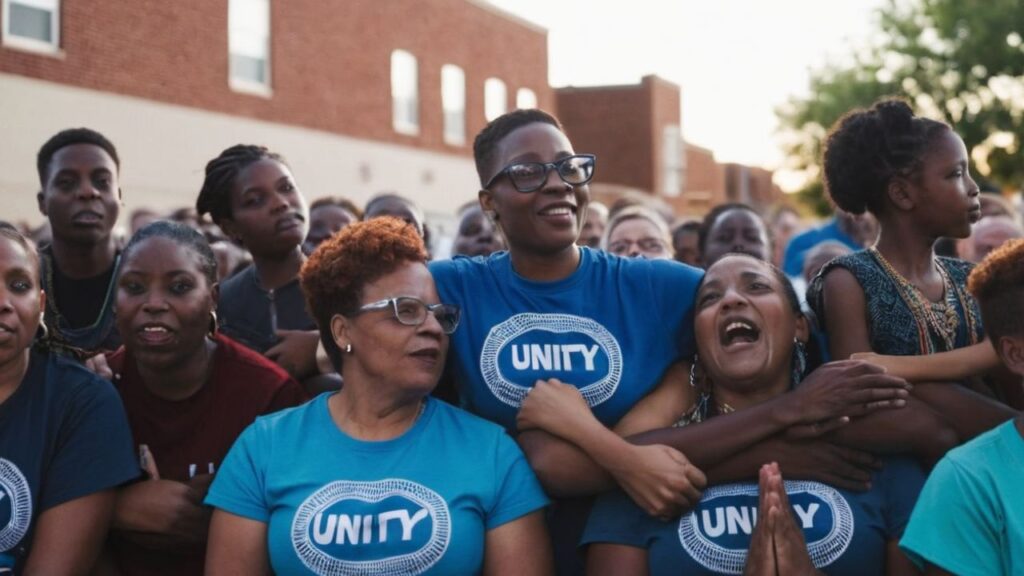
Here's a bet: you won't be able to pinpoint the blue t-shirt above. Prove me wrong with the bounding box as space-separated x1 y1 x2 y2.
900 420 1024 576
205 393 548 575
429 248 702 430
782 217 860 277
582 458 925 575
0 349 139 572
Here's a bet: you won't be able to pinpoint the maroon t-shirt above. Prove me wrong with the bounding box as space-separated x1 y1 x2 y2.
106 332 309 575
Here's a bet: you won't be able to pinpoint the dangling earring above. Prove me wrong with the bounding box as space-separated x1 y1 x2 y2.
208 310 219 337
791 339 807 386
37 312 48 340
345 343 352 354
689 355 699 388
686 354 711 425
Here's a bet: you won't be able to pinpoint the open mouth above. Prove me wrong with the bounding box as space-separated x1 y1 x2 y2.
537 203 577 218
72 211 103 225
137 324 174 345
720 319 761 347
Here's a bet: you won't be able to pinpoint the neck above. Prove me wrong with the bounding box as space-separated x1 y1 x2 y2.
0 348 31 405
329 379 424 441
873 217 938 282
135 338 216 401
253 247 304 291
509 244 580 282
50 236 117 279
1015 414 1024 439
713 372 790 413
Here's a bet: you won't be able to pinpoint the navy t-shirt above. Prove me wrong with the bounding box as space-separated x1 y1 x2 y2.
582 458 926 575
0 349 139 572
430 248 703 430
217 265 316 354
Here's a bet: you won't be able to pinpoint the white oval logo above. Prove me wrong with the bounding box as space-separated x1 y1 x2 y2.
479 313 623 407
291 479 450 575
677 480 854 574
0 459 31 553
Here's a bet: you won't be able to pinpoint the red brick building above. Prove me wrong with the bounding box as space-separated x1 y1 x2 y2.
1 0 550 224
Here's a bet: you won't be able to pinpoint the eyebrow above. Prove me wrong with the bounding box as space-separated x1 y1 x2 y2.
507 151 573 165
242 175 292 196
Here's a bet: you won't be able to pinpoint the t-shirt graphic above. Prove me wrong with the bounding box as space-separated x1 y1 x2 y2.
292 479 450 575
480 313 622 408
678 481 854 574
0 460 31 565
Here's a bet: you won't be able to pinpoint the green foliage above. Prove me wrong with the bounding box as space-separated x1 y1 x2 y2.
779 0 1024 215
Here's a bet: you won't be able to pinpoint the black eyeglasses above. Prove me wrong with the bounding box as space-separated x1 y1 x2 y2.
353 296 461 334
484 154 596 193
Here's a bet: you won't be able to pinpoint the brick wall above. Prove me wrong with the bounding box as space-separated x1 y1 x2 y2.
0 0 550 157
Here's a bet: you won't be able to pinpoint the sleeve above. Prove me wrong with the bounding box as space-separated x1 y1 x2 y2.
880 457 927 538
428 259 461 303
41 375 141 511
579 490 655 549
782 232 811 277
204 423 271 523
898 457 1002 576
649 260 703 359
485 431 549 530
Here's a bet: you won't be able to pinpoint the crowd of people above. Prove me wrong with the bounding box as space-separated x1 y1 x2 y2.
1 99 1022 575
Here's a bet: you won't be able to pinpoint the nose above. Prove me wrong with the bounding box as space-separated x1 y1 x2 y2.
142 290 169 313
966 174 980 197
719 285 747 310
76 183 101 200
540 164 572 194
418 310 444 339
269 190 290 214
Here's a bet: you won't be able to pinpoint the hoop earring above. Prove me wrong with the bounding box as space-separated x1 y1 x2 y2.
37 312 48 340
208 310 219 337
791 339 807 386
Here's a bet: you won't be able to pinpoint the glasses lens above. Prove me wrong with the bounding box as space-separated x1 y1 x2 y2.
434 304 461 334
394 298 426 326
559 156 594 184
507 163 546 192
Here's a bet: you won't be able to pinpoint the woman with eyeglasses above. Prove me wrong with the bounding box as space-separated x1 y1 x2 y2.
204 218 552 575
603 206 674 260
429 109 706 574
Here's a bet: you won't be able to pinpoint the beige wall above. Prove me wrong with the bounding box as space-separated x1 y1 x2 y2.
1 73 480 228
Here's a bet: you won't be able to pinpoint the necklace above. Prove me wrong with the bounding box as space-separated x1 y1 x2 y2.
869 248 978 353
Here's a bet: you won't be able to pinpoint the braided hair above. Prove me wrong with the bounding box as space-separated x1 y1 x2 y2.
196 144 287 225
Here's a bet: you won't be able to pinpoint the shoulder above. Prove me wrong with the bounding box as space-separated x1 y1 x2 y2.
213 334 293 386
429 399 510 439
430 252 507 280
36 350 119 402
217 265 254 297
937 256 975 282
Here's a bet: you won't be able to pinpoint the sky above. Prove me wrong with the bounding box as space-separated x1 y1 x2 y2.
487 0 888 190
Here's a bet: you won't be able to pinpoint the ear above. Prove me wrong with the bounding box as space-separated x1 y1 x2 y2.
38 289 47 316
794 314 810 345
479 189 496 218
330 313 352 352
209 282 220 310
37 191 47 217
997 335 1024 377
886 177 915 211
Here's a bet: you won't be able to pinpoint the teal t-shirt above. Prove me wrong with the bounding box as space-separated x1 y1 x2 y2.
205 394 548 575
900 419 1024 576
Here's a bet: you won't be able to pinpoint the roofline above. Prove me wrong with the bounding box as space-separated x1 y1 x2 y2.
466 0 548 35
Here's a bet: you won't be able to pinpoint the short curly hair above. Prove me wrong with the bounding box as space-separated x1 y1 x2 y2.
37 128 120 188
967 238 1024 345
473 109 562 188
822 98 949 215
300 217 428 370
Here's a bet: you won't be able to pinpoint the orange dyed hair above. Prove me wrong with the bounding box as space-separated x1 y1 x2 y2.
967 238 1024 344
300 217 428 366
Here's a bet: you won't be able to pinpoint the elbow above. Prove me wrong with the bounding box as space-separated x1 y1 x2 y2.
918 421 960 468
517 430 576 498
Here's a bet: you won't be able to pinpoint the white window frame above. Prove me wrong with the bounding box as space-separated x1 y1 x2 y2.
391 49 419 135
2 0 60 54
484 77 507 121
516 87 537 110
661 124 684 197
441 64 465 146
228 0 272 96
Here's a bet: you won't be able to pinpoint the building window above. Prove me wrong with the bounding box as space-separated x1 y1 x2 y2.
2 0 60 53
661 124 684 197
441 64 465 146
484 78 507 121
516 88 537 109
391 50 419 135
228 0 271 93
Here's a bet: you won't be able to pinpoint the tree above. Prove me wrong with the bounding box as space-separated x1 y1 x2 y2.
779 0 1024 215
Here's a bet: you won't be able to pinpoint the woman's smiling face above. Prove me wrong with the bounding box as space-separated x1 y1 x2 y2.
480 122 591 256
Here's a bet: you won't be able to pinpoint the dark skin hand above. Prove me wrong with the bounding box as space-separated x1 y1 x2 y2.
265 329 320 379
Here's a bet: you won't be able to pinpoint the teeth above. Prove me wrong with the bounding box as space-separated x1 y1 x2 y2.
143 326 168 333
541 207 573 216
726 321 753 333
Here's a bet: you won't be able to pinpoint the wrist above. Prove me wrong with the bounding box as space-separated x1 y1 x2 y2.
575 423 637 473
769 393 802 428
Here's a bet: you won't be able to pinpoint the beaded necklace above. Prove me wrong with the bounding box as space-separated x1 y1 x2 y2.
869 248 979 354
